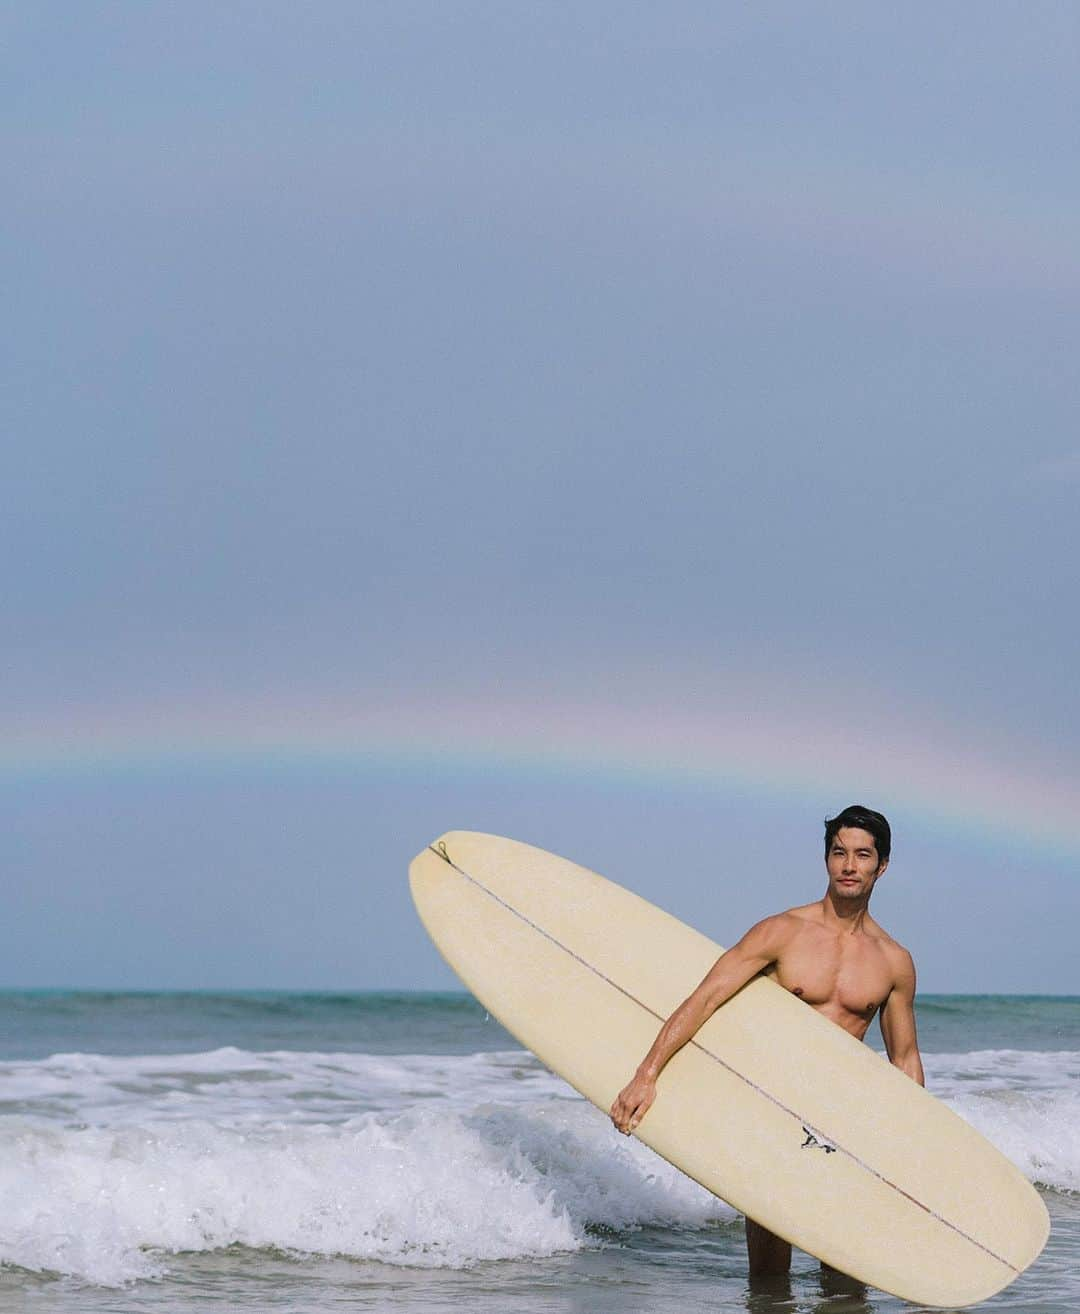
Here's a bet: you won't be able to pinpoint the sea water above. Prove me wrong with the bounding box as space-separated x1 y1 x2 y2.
0 992 1076 1313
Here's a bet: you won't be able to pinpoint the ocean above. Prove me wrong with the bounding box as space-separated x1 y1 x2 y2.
0 991 1076 1313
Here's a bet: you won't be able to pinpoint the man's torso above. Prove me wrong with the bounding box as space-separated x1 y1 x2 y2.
763 903 904 1039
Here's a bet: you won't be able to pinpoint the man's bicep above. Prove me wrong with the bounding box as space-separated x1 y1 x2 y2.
882 997 924 1084
880 953 919 1056
696 917 786 1004
893 949 917 1001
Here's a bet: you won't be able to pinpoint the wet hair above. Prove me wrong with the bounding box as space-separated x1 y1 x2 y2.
824 804 891 866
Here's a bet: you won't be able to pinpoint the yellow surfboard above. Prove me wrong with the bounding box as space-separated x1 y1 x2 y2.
409 831 1048 1307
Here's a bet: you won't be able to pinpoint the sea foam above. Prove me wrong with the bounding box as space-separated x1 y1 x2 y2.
1 1045 1074 1287
0 1101 731 1286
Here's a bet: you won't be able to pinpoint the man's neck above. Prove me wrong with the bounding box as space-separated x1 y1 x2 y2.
821 889 871 932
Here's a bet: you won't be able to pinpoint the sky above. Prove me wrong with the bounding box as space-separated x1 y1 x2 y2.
4 3 1079 993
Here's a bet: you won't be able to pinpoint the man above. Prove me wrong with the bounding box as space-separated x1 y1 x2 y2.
609 803 924 1277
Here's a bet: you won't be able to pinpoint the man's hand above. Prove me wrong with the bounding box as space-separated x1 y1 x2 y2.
610 1072 656 1135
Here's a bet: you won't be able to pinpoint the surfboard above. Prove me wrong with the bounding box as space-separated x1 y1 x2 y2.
409 830 1048 1307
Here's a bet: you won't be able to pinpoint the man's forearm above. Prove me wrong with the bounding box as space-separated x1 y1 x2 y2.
891 1051 925 1087
636 939 775 1080
612 931 779 1134
635 994 715 1080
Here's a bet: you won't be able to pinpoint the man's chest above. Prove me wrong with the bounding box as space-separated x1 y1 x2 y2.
771 931 894 1017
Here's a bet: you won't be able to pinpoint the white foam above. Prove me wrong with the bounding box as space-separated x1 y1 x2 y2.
924 1049 1080 1095
4 1045 1074 1127
942 1087 1080 1193
1 1045 1074 1287
0 1101 731 1287
0 1047 570 1125
914 1050 1080 1190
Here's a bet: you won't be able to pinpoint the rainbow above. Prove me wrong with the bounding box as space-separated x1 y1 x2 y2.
4 688 1078 863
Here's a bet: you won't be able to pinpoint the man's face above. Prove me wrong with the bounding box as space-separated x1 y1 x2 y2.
826 826 887 900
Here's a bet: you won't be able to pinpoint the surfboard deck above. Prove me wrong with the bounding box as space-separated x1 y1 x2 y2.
409 830 1048 1307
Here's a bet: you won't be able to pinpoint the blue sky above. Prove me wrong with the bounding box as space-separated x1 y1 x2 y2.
4 4 1079 992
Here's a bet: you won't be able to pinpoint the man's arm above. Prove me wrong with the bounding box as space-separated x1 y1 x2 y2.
879 950 925 1086
609 915 788 1134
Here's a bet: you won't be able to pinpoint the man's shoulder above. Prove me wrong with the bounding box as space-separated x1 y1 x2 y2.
737 907 807 950
887 937 917 976
865 917 913 955
748 904 822 942
869 922 917 978
776 901 825 925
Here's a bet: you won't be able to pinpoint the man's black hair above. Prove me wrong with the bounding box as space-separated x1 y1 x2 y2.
824 804 891 866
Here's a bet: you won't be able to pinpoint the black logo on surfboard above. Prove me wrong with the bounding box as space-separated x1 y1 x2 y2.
801 1126 837 1153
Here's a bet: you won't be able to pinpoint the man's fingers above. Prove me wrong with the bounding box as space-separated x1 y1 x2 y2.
610 1096 633 1134
611 1086 653 1135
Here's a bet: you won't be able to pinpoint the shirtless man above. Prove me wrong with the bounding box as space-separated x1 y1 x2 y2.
609 804 924 1277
